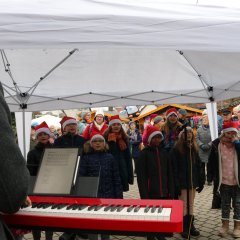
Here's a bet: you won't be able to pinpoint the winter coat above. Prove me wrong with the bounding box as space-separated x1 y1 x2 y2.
77 120 88 135
162 122 182 152
106 140 133 192
54 132 86 151
79 143 123 198
82 121 108 140
207 138 240 191
127 129 142 158
136 146 174 199
0 83 29 240
27 142 52 176
171 146 205 191
196 125 212 163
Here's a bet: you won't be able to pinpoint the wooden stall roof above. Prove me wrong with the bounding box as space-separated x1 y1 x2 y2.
135 104 203 120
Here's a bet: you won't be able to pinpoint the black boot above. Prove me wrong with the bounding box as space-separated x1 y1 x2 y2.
59 233 76 240
212 191 221 209
190 215 200 236
181 215 190 239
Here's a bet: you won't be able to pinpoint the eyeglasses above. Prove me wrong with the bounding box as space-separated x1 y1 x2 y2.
92 139 104 143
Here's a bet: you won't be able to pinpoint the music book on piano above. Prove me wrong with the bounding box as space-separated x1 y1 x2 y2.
33 148 80 195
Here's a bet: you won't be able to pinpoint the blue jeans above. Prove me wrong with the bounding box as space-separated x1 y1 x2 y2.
220 184 240 220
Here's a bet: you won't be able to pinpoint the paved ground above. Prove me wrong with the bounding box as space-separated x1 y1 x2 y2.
22 179 239 240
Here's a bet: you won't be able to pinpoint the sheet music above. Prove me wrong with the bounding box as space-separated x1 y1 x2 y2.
33 148 79 194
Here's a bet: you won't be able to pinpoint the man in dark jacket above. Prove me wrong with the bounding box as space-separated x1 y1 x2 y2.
137 125 174 240
54 116 86 240
27 121 53 240
0 82 29 240
54 116 86 150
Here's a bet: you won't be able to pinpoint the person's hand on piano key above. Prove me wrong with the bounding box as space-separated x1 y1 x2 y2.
21 196 32 208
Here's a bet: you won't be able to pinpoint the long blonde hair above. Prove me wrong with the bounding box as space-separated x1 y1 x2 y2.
175 127 198 156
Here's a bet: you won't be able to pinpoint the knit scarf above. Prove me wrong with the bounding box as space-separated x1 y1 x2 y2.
108 132 127 151
94 120 104 131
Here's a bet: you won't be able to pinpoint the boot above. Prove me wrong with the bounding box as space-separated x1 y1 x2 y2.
181 215 190 239
32 230 41 240
212 193 221 209
59 233 76 240
218 219 229 237
190 215 200 236
233 221 240 238
45 231 53 240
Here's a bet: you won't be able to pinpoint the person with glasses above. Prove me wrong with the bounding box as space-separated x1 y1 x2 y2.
82 108 108 140
79 134 123 240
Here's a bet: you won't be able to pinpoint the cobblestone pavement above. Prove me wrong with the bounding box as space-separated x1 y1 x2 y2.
22 179 239 240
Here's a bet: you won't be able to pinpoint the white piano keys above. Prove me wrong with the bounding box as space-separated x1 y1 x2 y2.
18 204 171 221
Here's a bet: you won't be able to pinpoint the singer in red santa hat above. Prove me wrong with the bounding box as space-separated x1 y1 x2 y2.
208 121 240 238
82 108 108 140
54 116 87 240
104 115 133 192
161 108 182 152
54 116 86 149
27 121 54 240
137 125 174 240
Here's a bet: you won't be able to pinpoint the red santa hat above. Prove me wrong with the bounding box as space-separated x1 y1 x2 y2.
60 116 77 130
109 115 122 126
150 114 158 122
145 125 164 144
222 121 239 134
90 134 105 146
35 121 51 137
166 108 178 118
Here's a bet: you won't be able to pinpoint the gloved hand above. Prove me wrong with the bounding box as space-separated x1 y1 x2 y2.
196 185 204 193
200 144 210 151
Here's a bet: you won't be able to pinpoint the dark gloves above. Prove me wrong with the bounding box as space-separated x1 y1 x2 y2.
196 185 204 193
200 144 211 151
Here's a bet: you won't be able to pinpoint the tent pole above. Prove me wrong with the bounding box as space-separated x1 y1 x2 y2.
22 109 26 158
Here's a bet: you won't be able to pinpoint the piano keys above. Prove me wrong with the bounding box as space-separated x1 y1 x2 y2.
2 196 183 235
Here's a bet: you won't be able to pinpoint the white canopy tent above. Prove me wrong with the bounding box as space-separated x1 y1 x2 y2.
1 0 240 156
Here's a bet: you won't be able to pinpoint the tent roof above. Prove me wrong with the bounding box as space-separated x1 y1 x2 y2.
1 1 240 111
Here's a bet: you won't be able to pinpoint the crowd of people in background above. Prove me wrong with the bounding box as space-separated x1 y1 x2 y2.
24 105 240 240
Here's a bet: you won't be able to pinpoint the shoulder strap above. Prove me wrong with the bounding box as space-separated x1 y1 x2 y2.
88 123 93 138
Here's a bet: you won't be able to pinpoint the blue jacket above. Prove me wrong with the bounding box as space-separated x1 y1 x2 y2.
127 129 142 158
79 145 123 199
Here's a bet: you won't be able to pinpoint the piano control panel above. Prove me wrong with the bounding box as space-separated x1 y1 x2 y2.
2 196 183 234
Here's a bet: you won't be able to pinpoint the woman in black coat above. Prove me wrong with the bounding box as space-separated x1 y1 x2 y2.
27 121 53 240
171 127 205 239
104 115 133 192
137 125 174 240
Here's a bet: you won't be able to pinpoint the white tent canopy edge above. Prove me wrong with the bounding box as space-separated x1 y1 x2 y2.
0 0 240 155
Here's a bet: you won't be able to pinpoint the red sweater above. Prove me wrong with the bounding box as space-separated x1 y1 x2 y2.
82 121 108 140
